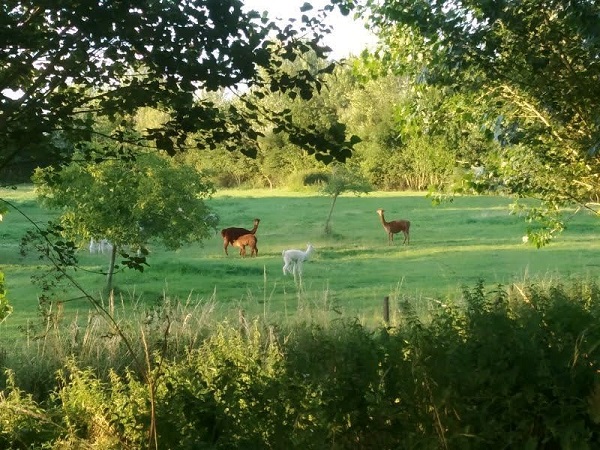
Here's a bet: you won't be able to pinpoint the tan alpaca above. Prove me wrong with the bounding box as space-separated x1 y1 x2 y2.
376 209 410 245
220 218 260 255
232 234 258 257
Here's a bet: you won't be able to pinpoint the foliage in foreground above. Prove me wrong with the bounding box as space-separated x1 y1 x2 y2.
1 281 600 449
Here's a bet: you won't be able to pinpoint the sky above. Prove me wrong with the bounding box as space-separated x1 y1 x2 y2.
241 0 378 60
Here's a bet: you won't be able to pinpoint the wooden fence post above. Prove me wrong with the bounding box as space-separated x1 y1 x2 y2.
383 296 390 324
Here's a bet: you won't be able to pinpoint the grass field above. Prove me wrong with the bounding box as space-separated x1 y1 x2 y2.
1 185 600 338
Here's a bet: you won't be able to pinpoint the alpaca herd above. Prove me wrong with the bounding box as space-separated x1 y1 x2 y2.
89 237 113 254
88 208 409 279
89 238 145 258
220 208 409 276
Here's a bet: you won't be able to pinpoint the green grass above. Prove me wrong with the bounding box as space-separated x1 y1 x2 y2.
1 185 600 339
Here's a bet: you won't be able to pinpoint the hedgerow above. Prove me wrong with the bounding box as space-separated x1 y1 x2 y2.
1 280 600 449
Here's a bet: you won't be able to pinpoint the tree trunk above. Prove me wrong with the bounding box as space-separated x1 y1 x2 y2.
324 194 338 234
260 173 273 189
106 244 118 293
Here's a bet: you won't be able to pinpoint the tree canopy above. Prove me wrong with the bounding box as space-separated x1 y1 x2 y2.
0 0 359 181
366 0 600 148
363 0 600 244
32 149 218 290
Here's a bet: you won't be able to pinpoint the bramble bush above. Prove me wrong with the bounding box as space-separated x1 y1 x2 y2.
1 280 600 449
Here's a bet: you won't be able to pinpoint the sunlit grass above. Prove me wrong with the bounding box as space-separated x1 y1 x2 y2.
1 185 600 341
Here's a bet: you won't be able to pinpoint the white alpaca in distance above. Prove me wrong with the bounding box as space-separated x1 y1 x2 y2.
282 243 314 276
89 237 113 254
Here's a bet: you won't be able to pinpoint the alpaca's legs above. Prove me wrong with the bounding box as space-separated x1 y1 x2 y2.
283 259 292 275
289 261 303 278
283 257 298 275
291 261 304 287
284 254 309 276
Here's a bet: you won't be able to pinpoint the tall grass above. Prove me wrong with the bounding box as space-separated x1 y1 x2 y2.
2 277 600 449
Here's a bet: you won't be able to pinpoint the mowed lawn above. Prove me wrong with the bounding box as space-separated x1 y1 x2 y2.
2 185 600 337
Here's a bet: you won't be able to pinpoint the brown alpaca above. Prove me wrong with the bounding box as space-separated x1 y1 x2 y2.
376 209 410 245
233 234 258 257
220 218 260 255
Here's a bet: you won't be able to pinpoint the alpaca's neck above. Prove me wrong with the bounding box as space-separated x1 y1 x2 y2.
303 247 313 260
378 213 388 227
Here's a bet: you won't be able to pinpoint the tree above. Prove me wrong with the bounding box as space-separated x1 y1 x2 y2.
0 0 359 181
362 0 600 245
33 150 217 292
323 56 492 191
321 164 371 234
248 49 361 188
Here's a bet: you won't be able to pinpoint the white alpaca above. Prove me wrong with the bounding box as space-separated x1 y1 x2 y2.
89 238 113 254
89 237 98 254
282 243 314 276
99 239 113 254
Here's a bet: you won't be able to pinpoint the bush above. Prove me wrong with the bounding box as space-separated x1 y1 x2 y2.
286 169 330 191
2 281 600 449
303 171 331 186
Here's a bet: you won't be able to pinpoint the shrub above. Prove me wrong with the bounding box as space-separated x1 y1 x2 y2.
2 280 600 449
303 171 330 186
286 169 330 191
0 370 60 449
0 272 12 324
